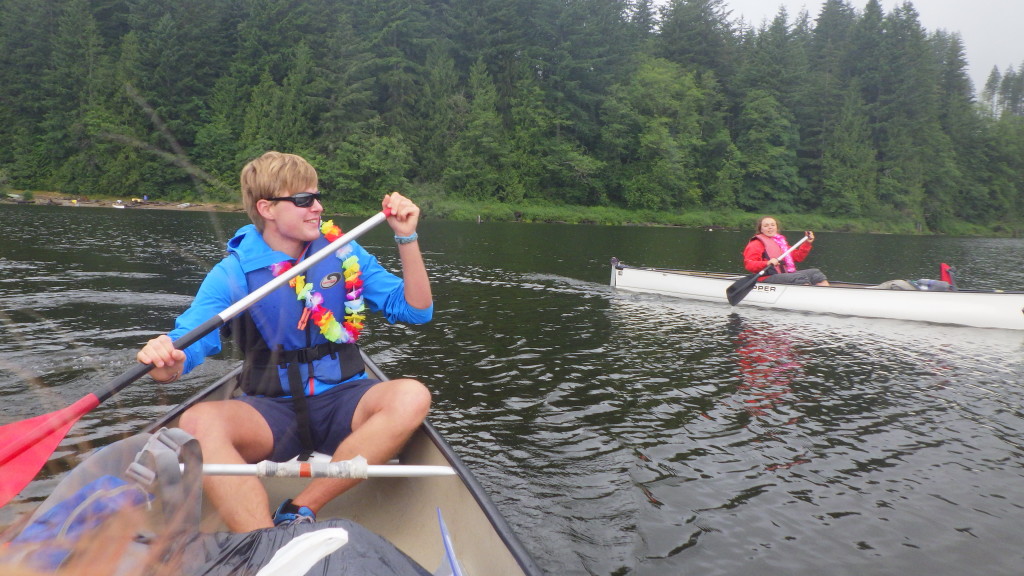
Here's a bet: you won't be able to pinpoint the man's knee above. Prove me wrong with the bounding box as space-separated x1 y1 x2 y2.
178 402 228 438
177 404 207 436
396 378 432 421
378 378 431 425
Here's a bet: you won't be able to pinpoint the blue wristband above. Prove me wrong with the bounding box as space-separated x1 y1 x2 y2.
394 232 418 245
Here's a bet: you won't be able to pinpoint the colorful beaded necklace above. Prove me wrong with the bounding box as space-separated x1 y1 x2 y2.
269 220 366 343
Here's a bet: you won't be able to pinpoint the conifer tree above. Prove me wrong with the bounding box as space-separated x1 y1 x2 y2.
820 92 876 217
443 58 508 199
657 0 736 84
799 0 856 196
734 89 802 212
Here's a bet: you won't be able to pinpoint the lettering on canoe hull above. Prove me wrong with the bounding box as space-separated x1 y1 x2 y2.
753 285 778 294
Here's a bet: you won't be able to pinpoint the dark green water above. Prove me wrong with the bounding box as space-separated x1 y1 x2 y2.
2 203 1024 575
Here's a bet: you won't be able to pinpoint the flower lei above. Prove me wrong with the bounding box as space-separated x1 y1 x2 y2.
769 234 797 273
270 220 366 343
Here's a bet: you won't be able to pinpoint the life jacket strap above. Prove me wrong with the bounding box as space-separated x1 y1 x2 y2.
276 341 349 366
286 362 317 459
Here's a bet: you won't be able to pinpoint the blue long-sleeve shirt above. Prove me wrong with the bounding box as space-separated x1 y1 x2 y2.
168 224 433 375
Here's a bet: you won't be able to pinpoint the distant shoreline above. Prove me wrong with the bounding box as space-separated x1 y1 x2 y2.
2 191 244 213
5 190 1015 237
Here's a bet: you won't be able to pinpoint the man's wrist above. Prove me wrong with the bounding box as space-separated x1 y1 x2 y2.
394 232 418 245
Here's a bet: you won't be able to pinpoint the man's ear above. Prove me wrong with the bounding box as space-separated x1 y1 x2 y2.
255 198 275 221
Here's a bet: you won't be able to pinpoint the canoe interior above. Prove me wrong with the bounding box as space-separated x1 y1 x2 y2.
145 358 540 576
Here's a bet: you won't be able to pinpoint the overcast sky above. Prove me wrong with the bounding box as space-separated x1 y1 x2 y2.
724 0 1024 93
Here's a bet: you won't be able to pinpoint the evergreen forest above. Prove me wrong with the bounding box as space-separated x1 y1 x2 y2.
1 0 1023 233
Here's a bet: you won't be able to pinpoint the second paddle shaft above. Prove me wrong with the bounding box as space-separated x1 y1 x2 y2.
196 459 456 479
760 235 809 276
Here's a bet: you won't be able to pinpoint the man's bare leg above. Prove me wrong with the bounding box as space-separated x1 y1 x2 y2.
178 400 277 532
289 378 431 512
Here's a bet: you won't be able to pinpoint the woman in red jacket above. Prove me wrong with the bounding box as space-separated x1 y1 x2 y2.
743 216 830 286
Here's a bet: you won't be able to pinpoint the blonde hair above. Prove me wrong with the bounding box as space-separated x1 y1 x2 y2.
240 151 318 232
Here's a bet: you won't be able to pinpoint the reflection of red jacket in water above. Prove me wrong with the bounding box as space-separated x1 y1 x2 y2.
735 328 799 417
743 234 813 279
733 322 810 471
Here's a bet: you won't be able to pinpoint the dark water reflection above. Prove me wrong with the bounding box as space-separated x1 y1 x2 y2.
2 204 1024 575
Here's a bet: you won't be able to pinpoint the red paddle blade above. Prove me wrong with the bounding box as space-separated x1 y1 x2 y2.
0 394 100 507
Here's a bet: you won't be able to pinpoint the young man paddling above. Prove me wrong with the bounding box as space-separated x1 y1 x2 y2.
137 151 433 532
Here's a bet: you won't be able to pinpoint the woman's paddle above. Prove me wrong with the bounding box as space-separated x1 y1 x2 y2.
726 235 809 306
0 210 390 507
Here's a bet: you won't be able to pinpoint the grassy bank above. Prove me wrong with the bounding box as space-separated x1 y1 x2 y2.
8 188 1017 237
337 193 1012 237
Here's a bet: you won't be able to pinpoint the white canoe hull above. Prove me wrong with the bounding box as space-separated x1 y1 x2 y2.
611 259 1024 330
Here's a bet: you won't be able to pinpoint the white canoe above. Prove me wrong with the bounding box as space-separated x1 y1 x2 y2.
610 258 1024 330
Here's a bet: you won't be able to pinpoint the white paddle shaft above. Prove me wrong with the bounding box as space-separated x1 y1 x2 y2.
192 458 455 479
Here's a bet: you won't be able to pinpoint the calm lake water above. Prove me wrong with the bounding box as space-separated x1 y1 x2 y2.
2 203 1024 575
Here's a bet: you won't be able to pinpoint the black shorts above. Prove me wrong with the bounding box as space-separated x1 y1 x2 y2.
236 378 380 462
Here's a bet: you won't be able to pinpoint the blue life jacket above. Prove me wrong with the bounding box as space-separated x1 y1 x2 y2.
227 236 364 399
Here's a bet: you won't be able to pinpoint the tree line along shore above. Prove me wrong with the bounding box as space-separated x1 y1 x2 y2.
4 189 1006 237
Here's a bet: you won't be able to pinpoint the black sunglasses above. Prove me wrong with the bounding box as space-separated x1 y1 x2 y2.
267 192 322 208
